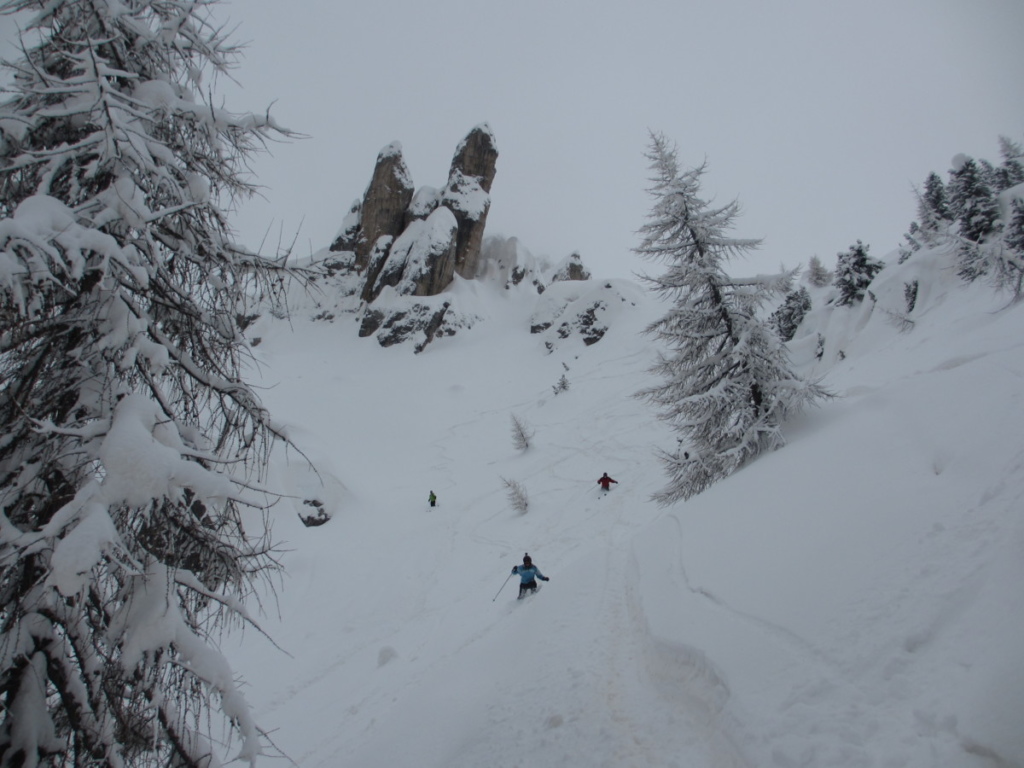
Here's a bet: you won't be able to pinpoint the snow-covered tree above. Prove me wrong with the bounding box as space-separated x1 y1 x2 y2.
634 133 828 503
0 1 304 766
948 155 1000 245
914 171 953 245
770 286 811 342
1006 199 1024 255
897 221 922 263
834 240 883 306
947 154 1016 285
805 255 832 287
995 136 1024 191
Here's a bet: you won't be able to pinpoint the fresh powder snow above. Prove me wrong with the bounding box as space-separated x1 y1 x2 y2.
224 244 1023 767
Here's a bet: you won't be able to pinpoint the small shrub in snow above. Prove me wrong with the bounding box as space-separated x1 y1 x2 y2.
904 280 919 314
501 477 530 513
884 310 916 334
552 374 571 395
510 413 534 451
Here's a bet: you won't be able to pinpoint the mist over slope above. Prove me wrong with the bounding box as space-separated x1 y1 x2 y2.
229 243 1024 767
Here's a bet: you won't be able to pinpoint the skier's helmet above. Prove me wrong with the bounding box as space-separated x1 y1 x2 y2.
523 553 532 566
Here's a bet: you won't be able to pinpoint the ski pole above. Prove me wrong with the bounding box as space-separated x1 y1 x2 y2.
492 572 514 601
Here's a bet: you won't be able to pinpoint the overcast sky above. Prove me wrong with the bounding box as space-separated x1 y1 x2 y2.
4 1 1024 279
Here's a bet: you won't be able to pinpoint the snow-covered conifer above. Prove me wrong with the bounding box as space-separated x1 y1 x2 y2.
834 241 883 306
914 172 953 245
1006 199 1024 256
897 222 922 263
805 255 832 287
634 133 828 503
995 136 1024 191
771 286 812 342
0 1 303 765
948 156 1000 245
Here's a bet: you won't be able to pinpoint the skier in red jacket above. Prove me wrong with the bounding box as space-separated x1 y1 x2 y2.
597 472 618 491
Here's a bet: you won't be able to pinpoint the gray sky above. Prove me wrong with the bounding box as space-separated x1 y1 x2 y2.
5 1 1024 278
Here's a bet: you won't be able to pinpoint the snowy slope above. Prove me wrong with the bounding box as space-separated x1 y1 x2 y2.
227 251 1024 768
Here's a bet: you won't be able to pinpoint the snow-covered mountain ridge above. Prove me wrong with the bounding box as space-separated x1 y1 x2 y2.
232 242 1024 767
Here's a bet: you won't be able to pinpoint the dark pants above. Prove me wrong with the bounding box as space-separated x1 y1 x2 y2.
518 580 538 599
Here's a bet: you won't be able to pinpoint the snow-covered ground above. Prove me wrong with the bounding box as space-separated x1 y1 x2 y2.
228 250 1024 768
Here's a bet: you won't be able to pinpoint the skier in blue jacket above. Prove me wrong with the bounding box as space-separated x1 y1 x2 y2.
511 553 549 599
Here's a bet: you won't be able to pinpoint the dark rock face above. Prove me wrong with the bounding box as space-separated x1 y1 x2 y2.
309 128 604 355
551 252 591 282
320 127 500 351
443 126 499 280
353 143 415 271
362 208 459 303
329 126 498 301
329 199 362 253
449 125 499 193
529 282 634 352
359 299 471 354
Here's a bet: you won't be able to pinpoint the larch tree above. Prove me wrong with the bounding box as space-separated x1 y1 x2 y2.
0 1 307 766
635 133 828 504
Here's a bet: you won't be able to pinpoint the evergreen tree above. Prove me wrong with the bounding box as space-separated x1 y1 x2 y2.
0 1 303 765
1006 199 1024 255
805 255 832 287
915 171 952 244
634 133 828 503
834 240 883 306
995 199 1024 294
897 221 922 264
921 171 952 220
948 156 999 244
995 136 1024 191
770 286 812 342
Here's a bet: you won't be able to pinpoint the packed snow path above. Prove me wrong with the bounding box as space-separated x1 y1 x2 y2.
228 275 1024 767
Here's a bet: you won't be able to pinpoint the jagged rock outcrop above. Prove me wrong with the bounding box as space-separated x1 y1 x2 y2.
308 128 604 353
330 143 414 275
329 126 498 307
551 252 591 282
357 296 476 352
361 207 458 303
330 199 361 254
530 281 636 352
443 125 499 279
